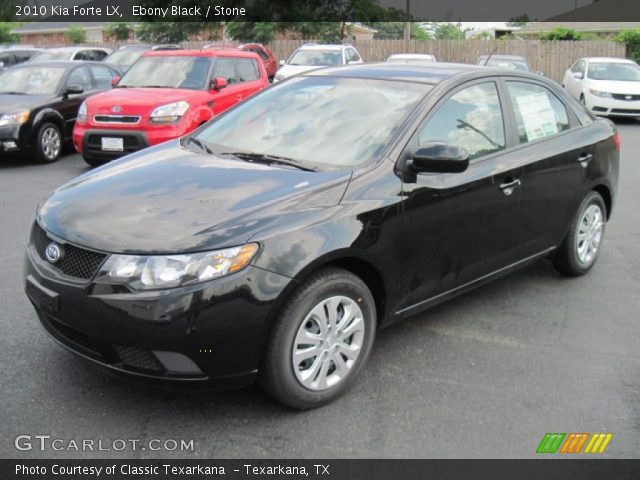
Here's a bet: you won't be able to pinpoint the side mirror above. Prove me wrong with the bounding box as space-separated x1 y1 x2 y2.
535 71 545 76
409 142 470 174
572 71 584 80
279 59 285 66
111 75 121 87
212 77 227 91
65 85 84 96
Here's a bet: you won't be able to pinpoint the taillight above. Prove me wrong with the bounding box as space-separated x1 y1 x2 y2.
614 132 621 150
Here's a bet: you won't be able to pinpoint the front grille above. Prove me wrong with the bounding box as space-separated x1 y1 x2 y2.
93 114 141 124
115 345 165 373
612 93 640 101
611 108 640 114
44 316 104 359
31 223 107 280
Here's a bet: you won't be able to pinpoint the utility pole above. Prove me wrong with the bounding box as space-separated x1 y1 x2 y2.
404 0 411 48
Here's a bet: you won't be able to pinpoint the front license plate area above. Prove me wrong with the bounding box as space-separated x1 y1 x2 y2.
101 137 124 152
26 276 59 314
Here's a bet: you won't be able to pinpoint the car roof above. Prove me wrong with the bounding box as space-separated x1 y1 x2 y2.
307 62 542 85
583 57 636 63
298 44 350 51
9 60 112 68
389 54 435 59
142 49 258 59
44 46 110 52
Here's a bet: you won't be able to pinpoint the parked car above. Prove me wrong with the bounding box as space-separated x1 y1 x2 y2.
387 53 436 64
104 44 182 72
26 63 618 408
203 43 278 82
0 61 120 163
0 47 43 72
477 54 531 71
29 47 112 63
73 49 268 166
563 57 640 117
239 44 278 82
273 43 363 82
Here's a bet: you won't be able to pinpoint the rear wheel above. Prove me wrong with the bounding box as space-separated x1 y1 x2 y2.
259 268 376 409
553 191 606 276
33 123 62 163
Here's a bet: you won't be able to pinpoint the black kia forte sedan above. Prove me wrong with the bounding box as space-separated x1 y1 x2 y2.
0 61 120 163
25 63 619 409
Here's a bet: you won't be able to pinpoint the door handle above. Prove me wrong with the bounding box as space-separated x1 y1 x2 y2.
499 179 521 196
577 153 593 167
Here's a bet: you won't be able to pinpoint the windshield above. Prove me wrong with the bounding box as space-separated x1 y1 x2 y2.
118 56 211 89
105 49 146 68
484 59 530 71
0 66 65 94
30 50 72 62
587 62 640 81
194 76 430 168
288 50 342 66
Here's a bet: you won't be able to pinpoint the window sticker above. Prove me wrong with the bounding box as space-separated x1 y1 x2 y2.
514 91 559 141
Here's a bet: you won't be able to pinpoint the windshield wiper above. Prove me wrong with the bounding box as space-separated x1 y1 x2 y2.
219 152 317 172
185 137 213 155
0 91 26 95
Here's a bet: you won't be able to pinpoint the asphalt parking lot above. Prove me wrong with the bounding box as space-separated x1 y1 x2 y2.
1 122 639 459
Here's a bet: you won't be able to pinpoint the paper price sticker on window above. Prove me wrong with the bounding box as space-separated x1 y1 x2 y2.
514 91 559 141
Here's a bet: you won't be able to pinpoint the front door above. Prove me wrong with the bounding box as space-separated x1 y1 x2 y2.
399 80 522 311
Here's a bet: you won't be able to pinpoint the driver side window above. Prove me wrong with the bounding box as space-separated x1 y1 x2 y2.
66 67 92 91
418 82 505 160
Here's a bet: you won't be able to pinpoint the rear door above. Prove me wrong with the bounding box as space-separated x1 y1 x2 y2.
400 79 523 308
234 57 265 100
501 78 593 258
210 56 244 114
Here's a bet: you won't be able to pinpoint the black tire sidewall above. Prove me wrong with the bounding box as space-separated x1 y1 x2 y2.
260 268 376 409
34 122 62 163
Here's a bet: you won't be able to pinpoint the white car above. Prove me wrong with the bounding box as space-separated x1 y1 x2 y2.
28 47 112 63
386 53 436 65
563 57 640 117
273 44 363 82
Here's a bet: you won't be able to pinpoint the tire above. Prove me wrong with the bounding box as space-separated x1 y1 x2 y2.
33 123 62 163
553 191 606 276
83 156 109 168
259 267 376 409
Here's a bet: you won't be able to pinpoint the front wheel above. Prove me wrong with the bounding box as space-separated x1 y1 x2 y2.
553 191 606 276
259 268 376 409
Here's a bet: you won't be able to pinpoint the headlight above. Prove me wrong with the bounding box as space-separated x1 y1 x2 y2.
0 109 30 127
77 101 88 122
589 89 613 98
95 244 259 290
150 101 190 123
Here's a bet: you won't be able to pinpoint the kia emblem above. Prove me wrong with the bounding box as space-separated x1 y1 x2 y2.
112 106 123 113
45 242 64 264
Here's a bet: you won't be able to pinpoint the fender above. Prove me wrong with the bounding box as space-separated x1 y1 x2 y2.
31 108 66 140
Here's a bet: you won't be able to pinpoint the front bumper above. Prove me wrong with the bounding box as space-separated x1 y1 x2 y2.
74 123 194 162
585 93 640 117
24 230 292 387
0 124 26 154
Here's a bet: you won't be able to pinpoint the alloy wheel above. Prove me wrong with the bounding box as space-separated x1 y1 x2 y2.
576 204 604 266
41 127 61 161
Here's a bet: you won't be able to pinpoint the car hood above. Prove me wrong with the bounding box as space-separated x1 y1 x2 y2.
86 88 208 115
0 94 57 114
586 79 640 94
277 64 325 78
37 142 351 254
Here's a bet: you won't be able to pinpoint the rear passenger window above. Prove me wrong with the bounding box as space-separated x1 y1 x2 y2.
67 67 93 91
91 50 108 61
506 82 570 143
418 82 505 160
236 58 259 82
90 66 116 89
349 49 361 62
0 53 15 67
74 51 90 61
213 58 237 84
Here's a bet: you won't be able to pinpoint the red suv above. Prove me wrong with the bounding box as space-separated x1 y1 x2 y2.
239 44 278 82
73 49 268 166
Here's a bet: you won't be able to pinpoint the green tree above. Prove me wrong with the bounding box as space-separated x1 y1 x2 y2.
226 22 279 43
616 29 640 63
431 23 466 40
363 22 429 40
506 14 532 27
0 22 18 43
539 27 583 41
66 26 87 44
137 22 205 43
105 22 134 41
